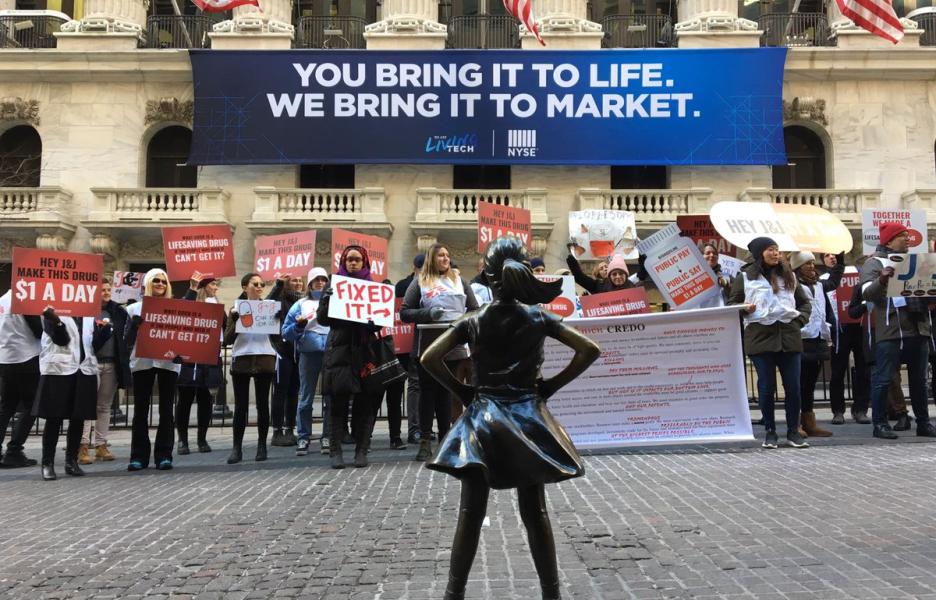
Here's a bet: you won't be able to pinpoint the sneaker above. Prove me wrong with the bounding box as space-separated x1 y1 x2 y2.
406 433 420 445
177 441 190 455
1 451 38 468
830 412 845 425
271 429 288 447
916 422 936 438
127 460 145 471
284 429 297 446
320 437 331 455
873 424 899 439
851 410 871 424
156 459 173 470
762 431 779 449
296 439 310 456
893 414 912 431
785 431 809 448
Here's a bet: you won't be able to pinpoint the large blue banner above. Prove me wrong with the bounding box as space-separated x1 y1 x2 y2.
188 49 787 166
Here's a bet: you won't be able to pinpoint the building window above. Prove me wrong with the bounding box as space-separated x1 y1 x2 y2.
453 165 510 189
299 164 355 188
0 125 41 187
772 125 826 189
611 166 668 189
146 126 197 188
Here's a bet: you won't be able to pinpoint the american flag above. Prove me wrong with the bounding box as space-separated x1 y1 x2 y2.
834 0 904 43
502 0 545 46
191 0 260 13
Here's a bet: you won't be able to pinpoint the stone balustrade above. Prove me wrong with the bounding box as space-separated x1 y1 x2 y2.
87 187 229 223
739 187 882 223
577 188 714 222
414 188 549 224
247 186 391 234
0 186 76 250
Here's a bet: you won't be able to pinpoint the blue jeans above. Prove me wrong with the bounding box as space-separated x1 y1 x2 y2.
296 352 328 443
750 351 802 434
870 337 930 426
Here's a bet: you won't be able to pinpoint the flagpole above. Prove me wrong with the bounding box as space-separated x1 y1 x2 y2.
169 0 196 48
782 0 804 43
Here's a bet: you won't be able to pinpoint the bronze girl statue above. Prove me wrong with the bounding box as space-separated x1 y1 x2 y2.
420 237 601 600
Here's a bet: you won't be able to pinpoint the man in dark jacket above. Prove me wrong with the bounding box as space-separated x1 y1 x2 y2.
860 222 936 439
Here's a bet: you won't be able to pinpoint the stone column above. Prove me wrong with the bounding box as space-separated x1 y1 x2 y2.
55 0 149 50
521 0 602 49
827 0 921 48
210 0 295 49
0 0 15 11
365 0 446 50
674 0 760 47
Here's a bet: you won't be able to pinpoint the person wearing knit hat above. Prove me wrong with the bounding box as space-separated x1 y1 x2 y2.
125 266 181 471
791 250 845 438
565 244 637 295
728 236 812 449
530 257 546 274
859 220 936 440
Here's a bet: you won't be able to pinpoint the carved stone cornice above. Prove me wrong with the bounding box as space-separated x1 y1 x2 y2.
145 97 194 125
0 97 40 126
783 97 828 126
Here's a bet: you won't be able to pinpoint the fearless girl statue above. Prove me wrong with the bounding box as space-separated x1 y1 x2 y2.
420 237 601 600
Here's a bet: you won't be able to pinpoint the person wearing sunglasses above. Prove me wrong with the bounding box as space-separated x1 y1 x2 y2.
223 272 287 464
124 268 180 471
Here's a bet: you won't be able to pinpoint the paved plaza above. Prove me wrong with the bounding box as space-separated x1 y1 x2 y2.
3 416 936 600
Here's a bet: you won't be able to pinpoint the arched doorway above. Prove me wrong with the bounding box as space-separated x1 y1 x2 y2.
772 125 827 189
0 125 41 187
146 126 197 188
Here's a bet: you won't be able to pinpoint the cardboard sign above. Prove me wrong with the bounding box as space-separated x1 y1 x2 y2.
861 209 927 255
832 268 860 325
568 210 638 260
331 228 388 282
161 224 236 281
11 248 103 317
710 201 853 254
254 230 317 280
536 274 578 318
638 224 720 310
381 298 414 355
135 296 225 364
477 201 532 252
677 215 738 257
327 274 394 327
112 271 144 304
887 253 936 298
580 287 651 318
234 299 281 334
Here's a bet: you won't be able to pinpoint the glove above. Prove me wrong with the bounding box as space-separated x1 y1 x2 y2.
296 316 308 329
879 267 895 286
131 315 143 326
42 307 60 324
429 306 445 322
230 311 239 322
92 322 113 346
172 355 185 365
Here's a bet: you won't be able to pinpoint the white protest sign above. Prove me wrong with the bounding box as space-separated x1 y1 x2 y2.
112 271 144 304
536 274 579 318
862 209 928 255
234 300 281 334
710 201 853 254
327 274 394 328
637 223 720 310
717 255 746 280
886 253 936 299
543 307 752 448
568 210 638 260
299 298 319 320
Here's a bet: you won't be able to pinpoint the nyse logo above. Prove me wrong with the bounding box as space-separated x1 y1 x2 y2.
507 129 537 157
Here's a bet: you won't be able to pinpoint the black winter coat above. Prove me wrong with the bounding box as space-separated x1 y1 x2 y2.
176 289 224 388
316 287 380 397
101 300 131 389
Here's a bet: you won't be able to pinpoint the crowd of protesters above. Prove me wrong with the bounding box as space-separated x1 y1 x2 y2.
1 222 935 480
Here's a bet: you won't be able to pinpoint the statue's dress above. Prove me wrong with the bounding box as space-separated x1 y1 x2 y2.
426 302 585 490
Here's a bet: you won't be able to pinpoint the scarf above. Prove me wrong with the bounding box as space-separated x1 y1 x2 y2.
337 245 372 281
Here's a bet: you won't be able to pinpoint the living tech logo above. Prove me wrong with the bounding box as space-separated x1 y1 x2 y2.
425 133 478 154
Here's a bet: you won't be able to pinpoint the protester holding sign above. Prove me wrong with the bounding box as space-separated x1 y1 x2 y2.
175 272 223 456
317 245 389 469
728 237 812 450
401 243 479 462
790 251 844 438
859 222 936 440
566 248 636 295
124 269 180 472
282 267 332 457
0 290 42 468
78 280 130 465
223 273 282 464
34 308 106 481
825 264 871 425
700 243 733 308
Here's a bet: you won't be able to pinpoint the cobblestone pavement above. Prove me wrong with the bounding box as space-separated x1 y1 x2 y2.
3 417 936 600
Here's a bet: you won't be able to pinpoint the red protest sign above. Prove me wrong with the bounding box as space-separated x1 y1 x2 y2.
11 248 103 317
381 298 414 355
677 215 738 257
478 201 532 253
580 287 651 318
254 230 317 280
331 228 388 282
835 271 861 325
161 225 236 281
135 296 225 365
327 274 395 328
